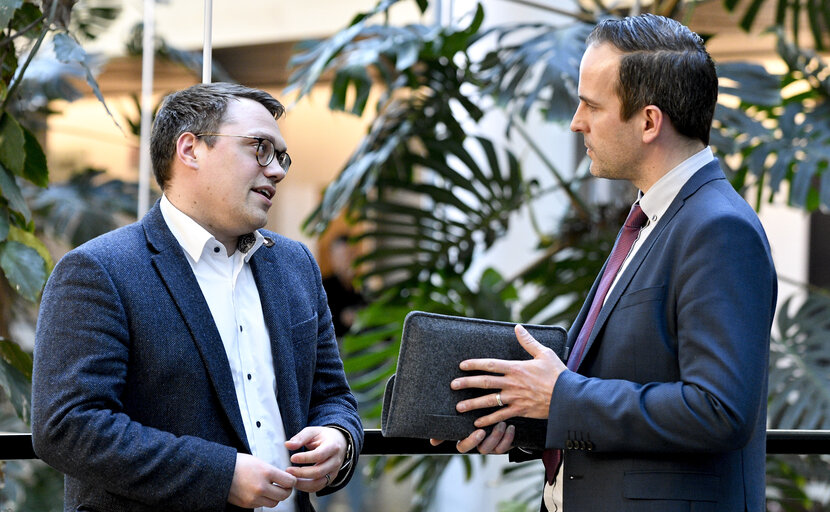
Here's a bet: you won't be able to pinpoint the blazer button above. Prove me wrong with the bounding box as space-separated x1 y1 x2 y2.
566 440 574 450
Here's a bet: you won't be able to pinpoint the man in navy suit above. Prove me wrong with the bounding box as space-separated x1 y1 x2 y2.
32 83 363 512
443 14 776 511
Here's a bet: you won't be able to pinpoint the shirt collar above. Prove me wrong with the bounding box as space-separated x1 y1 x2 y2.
638 146 714 224
159 195 265 263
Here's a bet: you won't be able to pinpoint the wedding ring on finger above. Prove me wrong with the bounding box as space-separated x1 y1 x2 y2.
496 392 504 407
324 473 331 486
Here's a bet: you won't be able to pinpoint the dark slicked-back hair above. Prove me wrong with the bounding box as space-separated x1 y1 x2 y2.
586 13 717 145
150 82 285 189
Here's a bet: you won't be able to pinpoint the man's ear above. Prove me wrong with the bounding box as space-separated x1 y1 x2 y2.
176 132 200 169
641 105 664 144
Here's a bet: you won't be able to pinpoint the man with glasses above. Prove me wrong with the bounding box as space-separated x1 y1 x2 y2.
32 82 363 512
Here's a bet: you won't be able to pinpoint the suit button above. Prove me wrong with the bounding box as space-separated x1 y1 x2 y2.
566 440 574 449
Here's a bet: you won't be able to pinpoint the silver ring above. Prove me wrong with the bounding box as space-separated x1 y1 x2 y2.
496 392 504 407
324 473 331 486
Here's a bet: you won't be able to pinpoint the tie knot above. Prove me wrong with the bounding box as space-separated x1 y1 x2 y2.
625 204 649 229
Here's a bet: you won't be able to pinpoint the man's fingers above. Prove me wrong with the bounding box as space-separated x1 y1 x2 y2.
267 481 294 504
473 408 514 429
229 454 296 509
514 324 546 357
270 470 297 489
459 358 510 375
456 391 506 413
477 422 506 454
285 427 318 450
456 429 486 453
494 424 515 453
293 475 330 493
452 374 506 392
289 448 327 466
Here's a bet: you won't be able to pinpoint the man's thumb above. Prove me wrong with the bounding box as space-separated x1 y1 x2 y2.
515 324 544 357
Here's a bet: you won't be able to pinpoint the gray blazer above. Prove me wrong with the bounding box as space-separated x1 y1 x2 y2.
547 160 776 511
32 202 363 512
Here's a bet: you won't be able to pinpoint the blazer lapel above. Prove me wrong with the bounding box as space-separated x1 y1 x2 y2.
573 160 726 371
142 203 250 451
250 242 303 438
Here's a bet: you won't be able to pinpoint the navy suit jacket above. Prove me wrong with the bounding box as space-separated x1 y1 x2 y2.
546 160 776 511
32 203 363 512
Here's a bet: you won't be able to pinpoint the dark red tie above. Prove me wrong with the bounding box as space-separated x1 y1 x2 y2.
542 203 649 484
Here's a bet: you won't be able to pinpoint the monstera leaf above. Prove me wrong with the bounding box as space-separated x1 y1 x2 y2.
769 293 830 430
724 0 830 51
475 20 592 124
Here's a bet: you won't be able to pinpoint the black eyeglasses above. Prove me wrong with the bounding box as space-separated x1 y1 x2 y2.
195 133 291 171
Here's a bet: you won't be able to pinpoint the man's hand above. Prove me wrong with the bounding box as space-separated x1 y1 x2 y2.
228 453 296 508
452 324 566 429
285 426 348 493
430 421 515 454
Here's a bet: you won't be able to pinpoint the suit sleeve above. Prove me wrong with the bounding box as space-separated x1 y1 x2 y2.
31 249 237 512
297 244 364 494
547 210 775 453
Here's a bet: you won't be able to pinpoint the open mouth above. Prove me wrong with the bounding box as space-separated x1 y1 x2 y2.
252 186 274 200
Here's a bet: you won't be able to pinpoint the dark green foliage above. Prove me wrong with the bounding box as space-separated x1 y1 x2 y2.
0 0 119 424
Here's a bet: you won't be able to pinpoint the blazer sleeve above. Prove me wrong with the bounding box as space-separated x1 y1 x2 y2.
31 249 237 511
297 243 364 494
547 209 776 454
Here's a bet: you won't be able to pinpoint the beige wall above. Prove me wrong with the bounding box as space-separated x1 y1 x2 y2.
84 0 427 55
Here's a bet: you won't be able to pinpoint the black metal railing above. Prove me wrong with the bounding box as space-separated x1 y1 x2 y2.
1 429 829 459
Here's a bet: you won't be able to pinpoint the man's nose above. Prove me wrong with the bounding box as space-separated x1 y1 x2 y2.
570 106 584 133
264 164 287 183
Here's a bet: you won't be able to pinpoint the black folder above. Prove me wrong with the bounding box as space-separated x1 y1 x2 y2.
381 311 567 450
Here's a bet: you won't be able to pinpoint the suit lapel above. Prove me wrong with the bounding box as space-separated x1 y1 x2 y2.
142 203 250 451
573 160 725 371
250 243 303 438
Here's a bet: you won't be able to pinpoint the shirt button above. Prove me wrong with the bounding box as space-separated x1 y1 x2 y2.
256 421 261 428
247 374 252 380
213 247 220 253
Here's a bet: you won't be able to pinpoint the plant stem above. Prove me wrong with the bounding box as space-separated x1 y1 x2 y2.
0 14 47 49
2 1 59 113
510 118 593 221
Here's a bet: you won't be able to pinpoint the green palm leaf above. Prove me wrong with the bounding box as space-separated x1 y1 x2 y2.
352 136 523 290
475 20 592 124
769 293 830 429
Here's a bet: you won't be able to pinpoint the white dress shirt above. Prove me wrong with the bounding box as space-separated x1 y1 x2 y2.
161 195 295 512
544 146 714 511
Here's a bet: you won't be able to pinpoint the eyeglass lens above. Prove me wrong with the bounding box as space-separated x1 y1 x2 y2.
256 139 291 171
